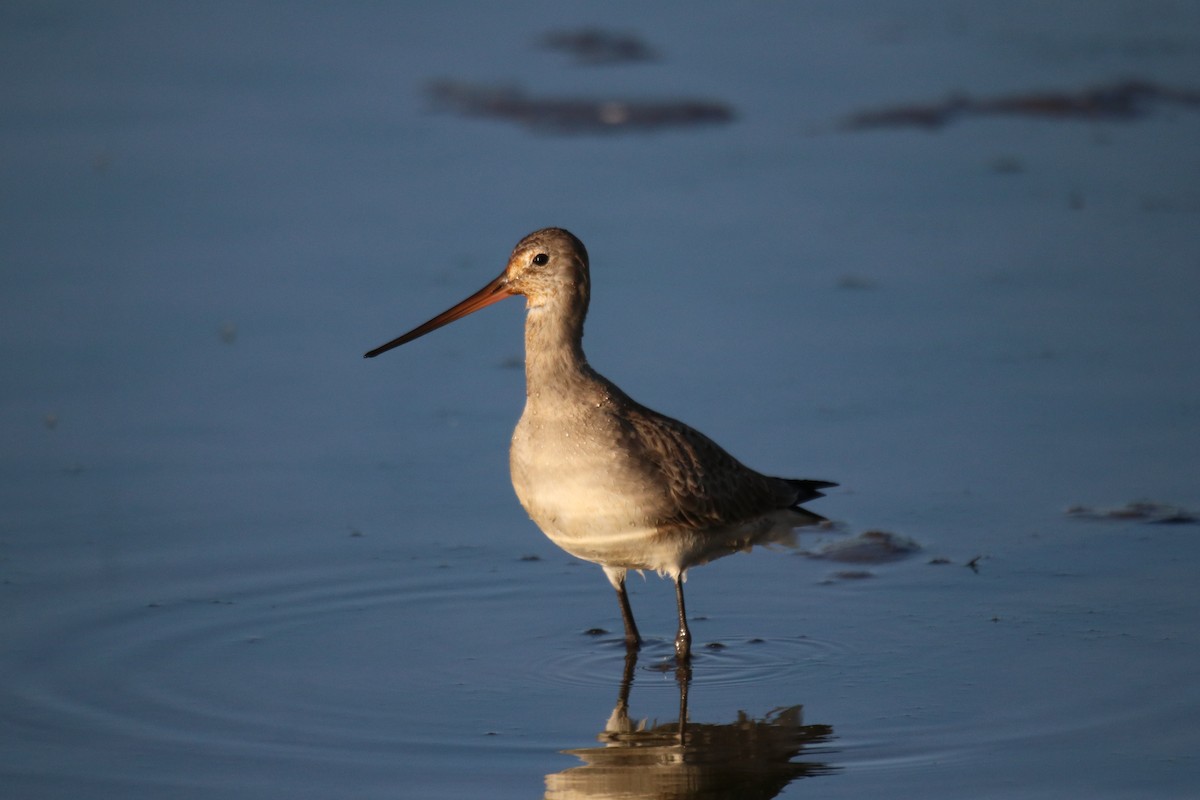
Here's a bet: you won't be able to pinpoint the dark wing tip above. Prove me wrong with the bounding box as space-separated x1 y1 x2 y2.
787 478 837 506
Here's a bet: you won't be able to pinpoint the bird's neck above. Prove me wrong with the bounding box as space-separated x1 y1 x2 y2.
523 291 591 395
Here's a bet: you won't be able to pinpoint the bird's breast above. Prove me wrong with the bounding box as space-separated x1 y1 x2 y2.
509 399 676 566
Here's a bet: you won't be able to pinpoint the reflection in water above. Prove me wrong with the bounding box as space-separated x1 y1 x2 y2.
545 653 835 799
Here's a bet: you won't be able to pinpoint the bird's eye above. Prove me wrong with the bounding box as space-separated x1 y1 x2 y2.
532 253 549 266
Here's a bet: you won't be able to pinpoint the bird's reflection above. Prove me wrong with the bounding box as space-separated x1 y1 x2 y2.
545 651 835 799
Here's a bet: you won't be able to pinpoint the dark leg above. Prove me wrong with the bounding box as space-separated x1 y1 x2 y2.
674 658 691 745
673 574 691 661
614 575 642 649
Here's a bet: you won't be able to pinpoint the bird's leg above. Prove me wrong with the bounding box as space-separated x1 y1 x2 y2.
673 574 691 661
614 574 642 650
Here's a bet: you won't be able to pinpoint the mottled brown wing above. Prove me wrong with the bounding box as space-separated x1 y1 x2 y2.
616 401 803 531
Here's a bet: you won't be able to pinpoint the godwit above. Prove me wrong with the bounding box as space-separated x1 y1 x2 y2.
365 228 834 660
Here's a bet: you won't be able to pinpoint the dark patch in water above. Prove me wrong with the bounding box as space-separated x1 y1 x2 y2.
841 79 1200 131
1066 501 1198 524
836 274 877 290
989 155 1024 174
538 28 659 65
806 530 921 563
830 570 874 581
426 80 734 134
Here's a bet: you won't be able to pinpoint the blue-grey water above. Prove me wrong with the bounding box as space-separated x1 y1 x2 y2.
3 2 1199 798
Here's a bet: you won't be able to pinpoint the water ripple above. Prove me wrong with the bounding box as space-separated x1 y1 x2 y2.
536 630 852 690
3 550 524 757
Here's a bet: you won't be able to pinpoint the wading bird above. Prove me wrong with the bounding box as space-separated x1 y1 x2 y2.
365 228 833 660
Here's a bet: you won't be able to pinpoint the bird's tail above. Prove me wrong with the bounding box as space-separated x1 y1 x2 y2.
787 478 837 507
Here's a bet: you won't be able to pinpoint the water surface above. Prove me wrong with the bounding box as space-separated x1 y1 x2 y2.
3 2 1199 797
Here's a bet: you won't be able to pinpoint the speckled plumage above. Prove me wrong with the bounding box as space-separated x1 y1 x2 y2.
366 227 834 659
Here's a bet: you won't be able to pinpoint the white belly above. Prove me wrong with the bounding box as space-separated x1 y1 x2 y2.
509 405 799 577
510 411 667 569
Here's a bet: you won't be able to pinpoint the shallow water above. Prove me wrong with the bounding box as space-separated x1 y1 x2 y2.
3 2 1200 798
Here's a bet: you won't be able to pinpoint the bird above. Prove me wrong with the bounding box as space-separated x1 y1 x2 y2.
365 228 834 660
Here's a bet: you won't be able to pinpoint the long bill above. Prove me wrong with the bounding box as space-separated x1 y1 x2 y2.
363 273 513 358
